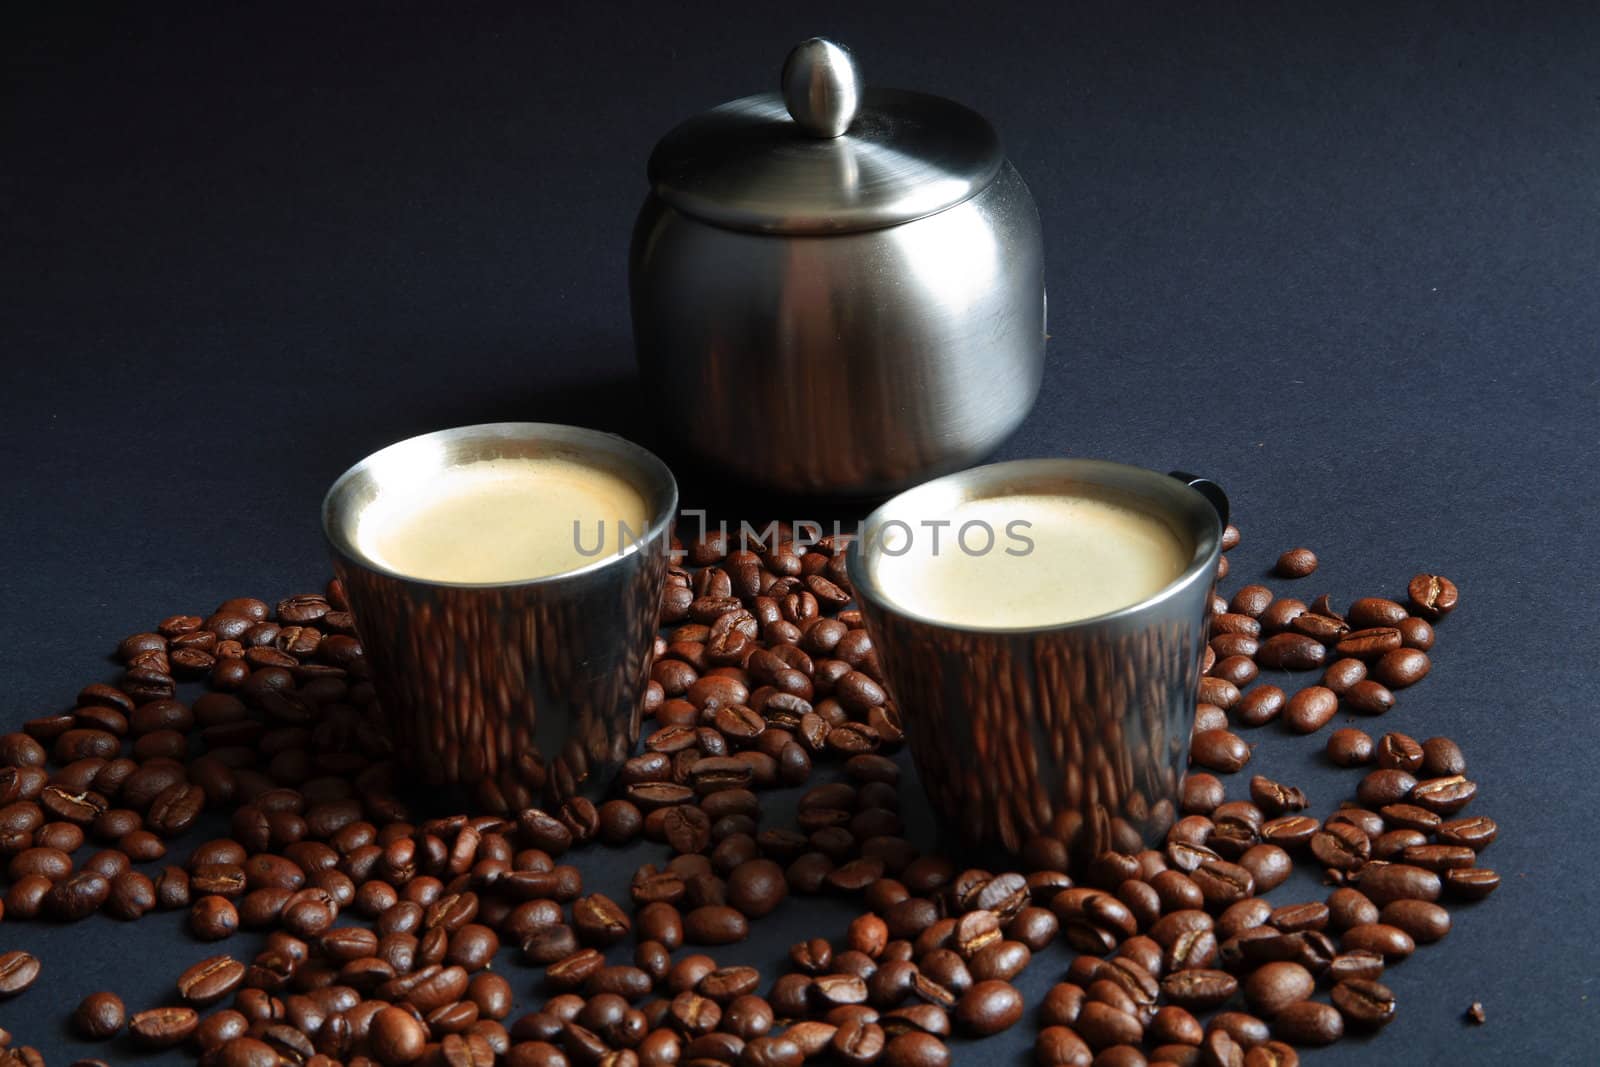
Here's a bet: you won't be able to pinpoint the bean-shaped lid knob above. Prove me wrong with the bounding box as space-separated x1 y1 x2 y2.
781 38 860 138
646 37 1003 234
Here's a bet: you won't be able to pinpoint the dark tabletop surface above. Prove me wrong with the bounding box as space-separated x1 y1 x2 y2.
3 1 1597 1063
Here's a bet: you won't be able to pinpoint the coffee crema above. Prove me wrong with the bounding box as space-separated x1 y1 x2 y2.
869 492 1191 628
357 456 650 583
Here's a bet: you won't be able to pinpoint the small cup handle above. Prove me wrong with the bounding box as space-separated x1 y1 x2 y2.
1168 471 1230 532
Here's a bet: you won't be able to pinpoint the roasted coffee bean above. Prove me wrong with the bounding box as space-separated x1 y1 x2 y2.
1274 549 1317 578
1233 686 1285 728
868 958 919 1008
1255 634 1325 671
739 1033 802 1067
1240 1041 1301 1067
1307 821 1369 871
1160 969 1238 1011
1271 1001 1342 1046
1375 733 1425 773
45 870 110 921
1378 899 1451 943
831 1017 887 1064
448 923 502 971
1343 679 1395 716
1320 657 1367 696
882 1030 950 1067
571 893 631 946
685 904 748 944
968 939 1030 982
1341 923 1415 961
1036 983 1087 1031
718 993 774 1041
1147 1005 1204 1048
191 894 240 940
630 899 684 955
1373 832 1426 867
1283 687 1337 734
372 1005 429 1063
953 980 1022 1036
790 936 835 975
1076 1002 1146 1051
1243 962 1314 1016
1325 950 1385 986
1420 736 1467 776
1034 1025 1092 1067
1355 863 1440 905
1201 1029 1245 1067
1224 585 1267 618
1289 611 1347 642
813 973 871 1012
1211 899 1270 943
1346 598 1407 629
1255 815 1314 851
1180 774 1224 815
1411 775 1478 814
41 784 108 824
1209 1011 1271 1051
1356 769 1416 807
1238 845 1292 893
1213 633 1262 661
1328 806 1385 838
1191 730 1251 774
72 990 127 1039
727 859 788 918
194 1009 250 1053
1192 860 1254 907
1406 573 1459 619
1444 867 1500 900
1373 648 1430 689
6 874 54 919
1329 978 1396 1030
1200 676 1244 709
1326 889 1379 931
1335 627 1402 661
1248 776 1306 816
1376 838 1427 870
147 783 206 837
1163 926 1219 973
1436 816 1496 851
178 954 247 1005
1179 698 1228 735
129 1006 200 1048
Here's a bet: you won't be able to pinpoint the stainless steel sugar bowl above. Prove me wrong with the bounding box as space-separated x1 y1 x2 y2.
631 38 1047 494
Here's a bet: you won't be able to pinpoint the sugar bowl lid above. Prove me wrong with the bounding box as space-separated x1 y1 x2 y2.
647 38 1004 235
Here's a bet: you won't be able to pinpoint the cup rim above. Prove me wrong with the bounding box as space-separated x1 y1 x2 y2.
845 457 1223 635
322 422 679 589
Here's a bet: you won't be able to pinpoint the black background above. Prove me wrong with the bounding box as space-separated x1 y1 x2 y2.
3 2 1597 1062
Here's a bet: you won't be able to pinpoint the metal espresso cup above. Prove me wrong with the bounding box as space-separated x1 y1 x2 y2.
322 423 677 812
847 459 1228 862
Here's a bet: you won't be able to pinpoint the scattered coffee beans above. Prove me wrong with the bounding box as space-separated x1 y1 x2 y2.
0 529 1484 1067
70 991 125 1039
1274 548 1319 578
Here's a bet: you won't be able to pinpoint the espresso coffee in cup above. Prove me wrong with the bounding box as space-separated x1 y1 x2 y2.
357 455 651 584
869 492 1192 629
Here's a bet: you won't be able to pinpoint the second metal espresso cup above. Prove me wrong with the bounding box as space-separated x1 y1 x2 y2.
322 423 677 812
847 459 1227 862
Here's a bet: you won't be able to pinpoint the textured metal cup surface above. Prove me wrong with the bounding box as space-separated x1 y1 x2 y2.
323 423 677 812
631 163 1045 494
847 459 1223 860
